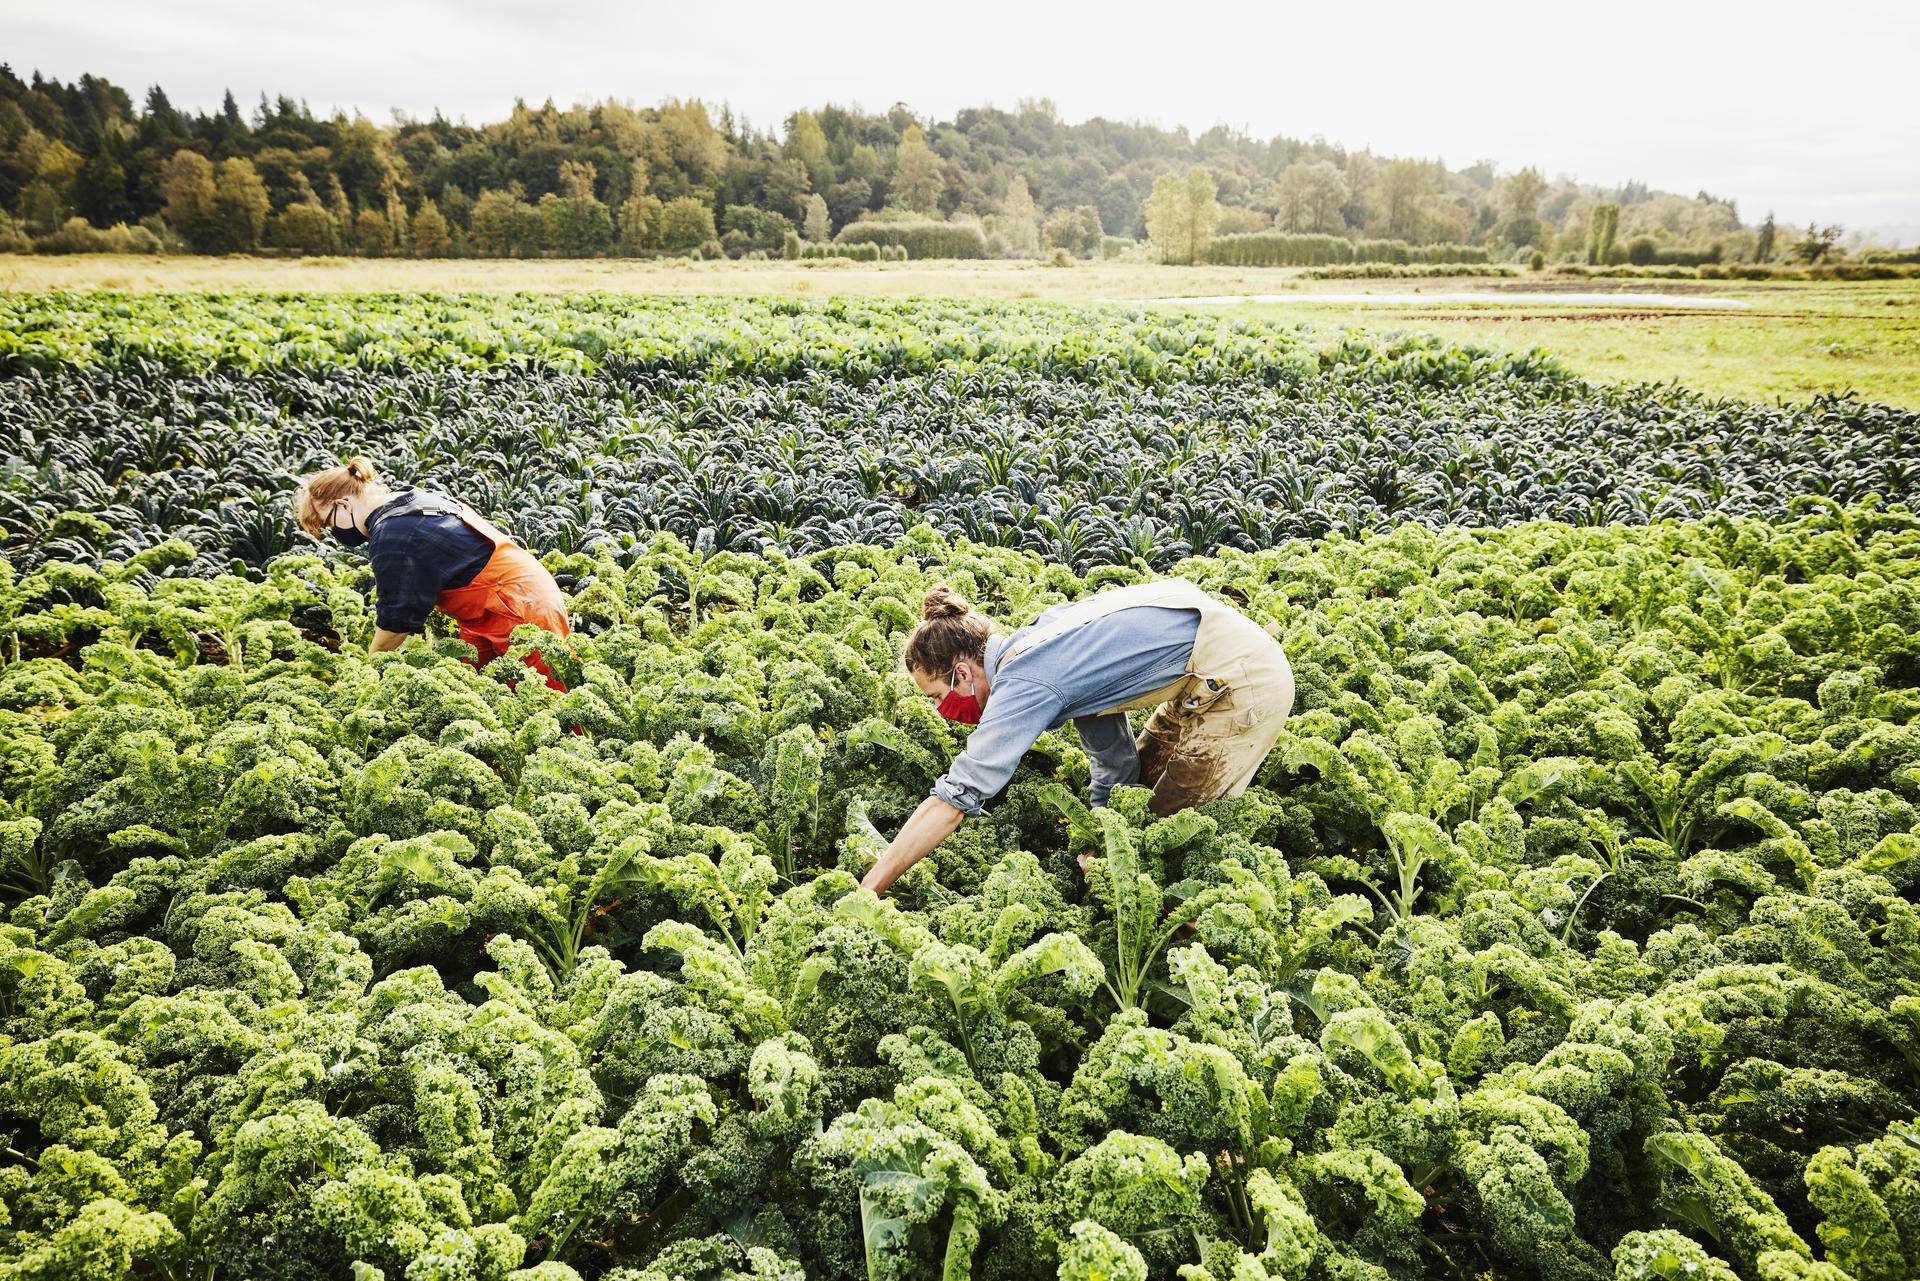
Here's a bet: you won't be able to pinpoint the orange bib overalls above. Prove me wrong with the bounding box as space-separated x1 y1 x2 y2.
428 504 573 691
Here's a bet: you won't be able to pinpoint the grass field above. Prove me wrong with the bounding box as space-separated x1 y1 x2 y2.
1201 281 1920 410
5 252 1917 408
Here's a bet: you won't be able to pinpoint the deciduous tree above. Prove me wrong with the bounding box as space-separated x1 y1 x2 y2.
412 198 450 257
1791 222 1843 264
471 189 538 256
620 191 663 255
267 203 337 254
825 178 872 230
1586 202 1619 264
326 174 354 247
212 157 270 252
786 111 832 188
1300 161 1348 234
540 162 613 256
354 206 393 257
803 193 830 243
1377 159 1431 241
384 182 410 255
1143 171 1189 263
659 195 717 253
1000 174 1039 257
1498 167 1548 247
1184 167 1218 265
1264 163 1310 233
159 149 217 249
890 125 943 214
1044 205 1103 257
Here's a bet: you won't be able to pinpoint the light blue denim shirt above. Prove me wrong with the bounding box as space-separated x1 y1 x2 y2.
931 604 1200 816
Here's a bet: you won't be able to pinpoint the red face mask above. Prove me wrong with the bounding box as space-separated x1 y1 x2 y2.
935 669 982 724
936 689 982 724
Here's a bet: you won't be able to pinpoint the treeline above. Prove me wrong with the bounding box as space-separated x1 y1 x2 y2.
1 64 1800 264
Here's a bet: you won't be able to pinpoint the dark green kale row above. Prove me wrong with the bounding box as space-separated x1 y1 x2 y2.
4 294 1916 576
4 508 1920 1281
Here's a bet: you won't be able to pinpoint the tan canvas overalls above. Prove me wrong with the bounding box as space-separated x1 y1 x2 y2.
999 579 1295 816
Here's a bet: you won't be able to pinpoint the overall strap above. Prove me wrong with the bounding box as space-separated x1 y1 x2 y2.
406 494 469 519
392 491 516 549
1001 579 1211 667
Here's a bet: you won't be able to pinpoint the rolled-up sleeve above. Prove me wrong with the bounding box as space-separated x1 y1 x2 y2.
366 508 495 634
1075 712 1140 808
931 676 1064 817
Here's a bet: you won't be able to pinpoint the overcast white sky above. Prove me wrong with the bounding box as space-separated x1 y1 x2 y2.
11 0 1918 234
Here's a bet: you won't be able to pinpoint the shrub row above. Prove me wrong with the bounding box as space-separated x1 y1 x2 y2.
791 239 906 262
835 219 988 259
1304 262 1519 280
1206 233 1490 267
10 216 165 255
1554 262 1920 282
1643 243 1724 267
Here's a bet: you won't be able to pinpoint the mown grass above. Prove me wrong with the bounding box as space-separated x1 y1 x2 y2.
1199 283 1920 410
4 253 1916 408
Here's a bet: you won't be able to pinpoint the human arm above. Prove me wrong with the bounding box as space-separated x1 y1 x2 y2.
867 675 1062 895
367 516 481 638
929 674 1066 816
860 796 966 894
1075 711 1141 808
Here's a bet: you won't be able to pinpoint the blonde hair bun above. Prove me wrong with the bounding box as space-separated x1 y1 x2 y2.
291 457 383 536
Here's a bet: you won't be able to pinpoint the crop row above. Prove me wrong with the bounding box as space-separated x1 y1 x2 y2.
4 299 1916 575
0 292 1554 384
2 510 1919 1280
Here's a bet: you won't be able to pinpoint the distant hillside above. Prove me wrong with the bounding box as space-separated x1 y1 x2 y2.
1 66 1759 262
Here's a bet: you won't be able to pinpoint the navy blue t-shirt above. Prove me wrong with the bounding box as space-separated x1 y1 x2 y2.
364 489 496 633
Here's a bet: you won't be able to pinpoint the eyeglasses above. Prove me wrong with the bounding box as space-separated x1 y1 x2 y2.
921 671 960 702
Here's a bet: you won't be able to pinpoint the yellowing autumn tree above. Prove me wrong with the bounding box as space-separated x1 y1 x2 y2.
1001 174 1039 257
1184 168 1218 264
1377 159 1432 241
412 199 450 257
890 125 943 214
159 150 217 249
786 111 832 188
803 193 830 243
1144 167 1218 265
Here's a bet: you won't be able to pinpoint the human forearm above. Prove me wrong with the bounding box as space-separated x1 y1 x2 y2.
369 627 413 653
934 677 1059 813
862 797 966 895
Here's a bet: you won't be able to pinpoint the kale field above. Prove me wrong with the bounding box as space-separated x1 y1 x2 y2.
2 293 1919 1281
4 293 1917 574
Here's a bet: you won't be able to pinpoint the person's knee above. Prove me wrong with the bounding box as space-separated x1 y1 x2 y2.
1149 747 1227 817
1135 717 1184 788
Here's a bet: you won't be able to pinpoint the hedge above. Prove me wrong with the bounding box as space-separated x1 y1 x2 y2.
836 219 988 260
1306 262 1517 280
1204 233 1489 267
